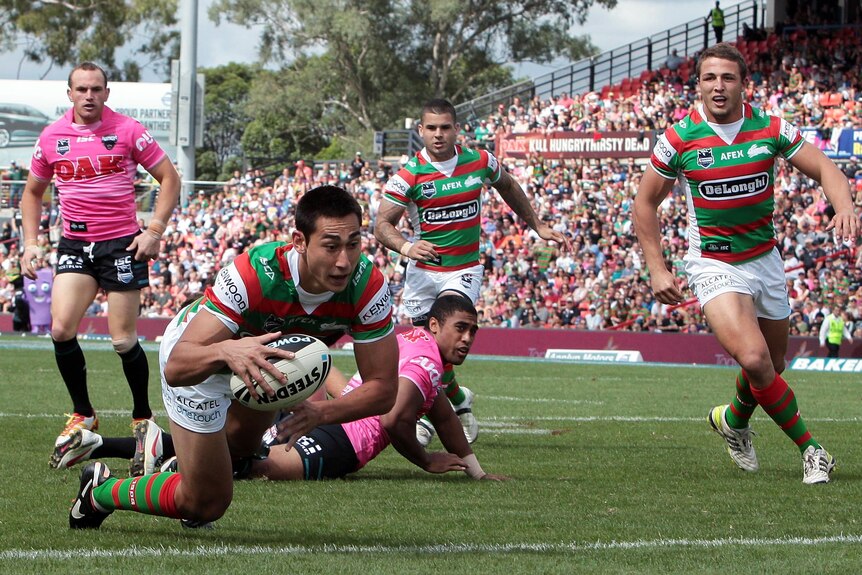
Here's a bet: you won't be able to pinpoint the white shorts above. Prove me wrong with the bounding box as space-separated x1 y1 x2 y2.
685 248 791 321
159 315 234 434
401 262 484 320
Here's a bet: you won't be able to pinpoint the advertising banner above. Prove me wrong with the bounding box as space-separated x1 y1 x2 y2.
800 127 862 159
0 79 174 168
496 130 655 160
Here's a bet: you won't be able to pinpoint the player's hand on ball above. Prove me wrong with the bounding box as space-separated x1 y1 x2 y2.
224 332 294 400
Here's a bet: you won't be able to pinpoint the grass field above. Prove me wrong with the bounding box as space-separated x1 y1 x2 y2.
1 336 861 574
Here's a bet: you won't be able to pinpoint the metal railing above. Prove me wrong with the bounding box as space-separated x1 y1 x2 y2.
378 129 424 160
455 0 760 126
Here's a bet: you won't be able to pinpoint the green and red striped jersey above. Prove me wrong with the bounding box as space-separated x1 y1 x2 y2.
383 145 502 271
178 242 393 346
649 103 803 264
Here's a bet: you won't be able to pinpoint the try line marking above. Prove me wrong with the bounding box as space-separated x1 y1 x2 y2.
3 534 862 560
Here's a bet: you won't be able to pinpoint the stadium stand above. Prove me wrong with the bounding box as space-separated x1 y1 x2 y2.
2 3 861 341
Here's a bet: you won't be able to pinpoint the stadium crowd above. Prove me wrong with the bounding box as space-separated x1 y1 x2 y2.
1 25 861 339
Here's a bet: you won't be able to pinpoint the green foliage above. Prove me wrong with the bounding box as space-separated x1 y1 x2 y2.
314 136 350 161
0 0 179 81
0 338 861 574
210 0 614 134
198 62 258 174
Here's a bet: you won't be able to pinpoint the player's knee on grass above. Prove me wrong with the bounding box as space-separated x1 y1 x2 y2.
111 333 139 355
178 487 233 522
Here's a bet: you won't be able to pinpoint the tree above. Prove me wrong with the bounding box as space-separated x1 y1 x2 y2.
197 63 257 179
210 0 614 105
0 0 179 81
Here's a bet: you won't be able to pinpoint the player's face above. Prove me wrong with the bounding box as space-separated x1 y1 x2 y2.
697 57 745 124
429 310 479 366
418 111 459 162
67 69 109 125
293 214 362 294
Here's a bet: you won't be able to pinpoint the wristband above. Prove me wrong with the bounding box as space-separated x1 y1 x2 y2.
145 229 163 240
400 242 414 257
462 453 485 479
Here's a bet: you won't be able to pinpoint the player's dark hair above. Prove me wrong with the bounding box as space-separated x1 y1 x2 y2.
420 98 457 124
696 43 748 81
68 62 109 88
429 294 477 324
295 185 362 236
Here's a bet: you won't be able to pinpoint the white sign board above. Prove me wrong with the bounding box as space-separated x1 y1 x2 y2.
0 79 175 168
544 349 644 363
789 357 862 372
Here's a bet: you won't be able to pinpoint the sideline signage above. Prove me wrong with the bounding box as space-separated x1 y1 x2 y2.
545 349 644 363
789 357 862 372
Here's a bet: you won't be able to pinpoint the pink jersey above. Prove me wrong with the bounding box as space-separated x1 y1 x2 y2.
341 327 444 468
30 106 166 241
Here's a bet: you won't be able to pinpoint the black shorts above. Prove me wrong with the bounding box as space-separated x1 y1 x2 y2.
56 233 149 292
292 424 359 480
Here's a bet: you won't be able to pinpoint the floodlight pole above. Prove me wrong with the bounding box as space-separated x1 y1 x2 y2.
176 0 198 206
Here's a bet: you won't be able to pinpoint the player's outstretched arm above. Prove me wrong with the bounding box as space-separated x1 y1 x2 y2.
789 142 859 244
429 393 509 481
381 376 466 473
492 170 571 251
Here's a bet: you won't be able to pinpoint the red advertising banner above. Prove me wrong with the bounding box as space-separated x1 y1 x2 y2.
1 315 857 365
496 130 656 160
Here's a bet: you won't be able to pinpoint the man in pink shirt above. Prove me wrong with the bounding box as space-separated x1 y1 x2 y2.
246 294 507 482
18 61 181 469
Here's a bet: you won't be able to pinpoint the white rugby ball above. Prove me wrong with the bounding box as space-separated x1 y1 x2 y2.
229 334 331 411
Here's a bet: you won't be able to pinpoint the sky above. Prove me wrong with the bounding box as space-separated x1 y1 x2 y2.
0 0 714 83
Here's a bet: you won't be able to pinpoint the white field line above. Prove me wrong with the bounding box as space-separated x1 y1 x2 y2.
3 534 862 560
1 411 858 425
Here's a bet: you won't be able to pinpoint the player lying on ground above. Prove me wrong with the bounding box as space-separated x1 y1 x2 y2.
56 296 506 482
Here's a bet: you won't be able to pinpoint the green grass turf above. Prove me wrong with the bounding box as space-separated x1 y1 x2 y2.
1 337 861 574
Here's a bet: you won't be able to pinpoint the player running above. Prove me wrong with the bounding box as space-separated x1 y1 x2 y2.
375 98 569 446
634 43 857 484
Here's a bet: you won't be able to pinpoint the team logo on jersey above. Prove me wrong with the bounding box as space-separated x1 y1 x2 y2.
421 182 436 199
423 199 479 224
747 143 770 158
320 321 350 331
101 135 118 150
263 314 283 333
697 172 769 200
464 175 483 188
697 148 714 169
460 274 473 290
56 138 70 156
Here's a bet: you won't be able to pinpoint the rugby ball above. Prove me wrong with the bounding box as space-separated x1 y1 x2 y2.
229 334 331 411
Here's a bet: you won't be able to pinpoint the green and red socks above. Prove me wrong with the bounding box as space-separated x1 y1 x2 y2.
749 373 819 453
91 472 183 518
